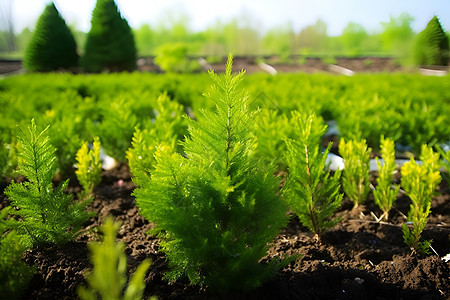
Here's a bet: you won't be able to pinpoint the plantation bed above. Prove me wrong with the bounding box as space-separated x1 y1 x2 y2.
0 56 403 76
5 163 448 299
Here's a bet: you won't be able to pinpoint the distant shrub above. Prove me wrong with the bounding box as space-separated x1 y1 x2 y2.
154 43 200 73
83 0 137 72
413 16 449 66
321 55 337 65
24 3 79 72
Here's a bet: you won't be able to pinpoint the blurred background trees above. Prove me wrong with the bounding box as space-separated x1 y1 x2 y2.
0 0 16 54
2 2 449 68
83 0 136 72
413 16 449 66
23 3 78 71
380 13 415 64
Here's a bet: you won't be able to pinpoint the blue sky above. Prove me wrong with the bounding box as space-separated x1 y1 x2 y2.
4 0 450 36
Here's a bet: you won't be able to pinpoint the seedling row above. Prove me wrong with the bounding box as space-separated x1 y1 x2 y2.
0 57 449 297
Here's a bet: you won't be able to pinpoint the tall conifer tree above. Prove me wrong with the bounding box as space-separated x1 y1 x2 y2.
83 0 137 72
24 2 78 72
413 16 449 66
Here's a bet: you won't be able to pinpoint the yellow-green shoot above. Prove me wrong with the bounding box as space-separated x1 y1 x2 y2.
401 145 441 255
340 139 371 209
76 137 102 199
373 137 400 221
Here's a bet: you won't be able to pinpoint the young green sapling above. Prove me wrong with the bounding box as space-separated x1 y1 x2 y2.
339 138 371 208
5 119 94 246
76 136 102 200
78 217 152 300
0 207 34 298
401 145 441 254
133 54 290 291
126 92 186 188
284 112 343 240
373 137 400 221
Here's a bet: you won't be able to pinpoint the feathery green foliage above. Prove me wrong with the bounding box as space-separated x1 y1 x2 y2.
0 139 19 184
154 42 200 73
0 207 34 298
92 98 138 162
127 93 186 187
340 139 371 208
284 113 342 239
401 145 441 254
254 109 291 169
5 120 93 246
46 112 84 176
76 137 102 199
83 0 136 72
133 55 290 291
78 218 152 300
435 145 450 187
413 16 449 66
373 137 400 221
24 3 78 72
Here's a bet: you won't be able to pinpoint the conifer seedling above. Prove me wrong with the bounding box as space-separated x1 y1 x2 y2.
127 93 186 188
78 218 152 300
284 113 343 239
401 145 441 254
0 207 34 298
5 119 94 246
340 139 371 208
76 137 102 200
133 54 290 291
373 137 400 221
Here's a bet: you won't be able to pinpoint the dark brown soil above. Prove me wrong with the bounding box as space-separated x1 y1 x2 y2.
4 163 447 300
0 60 23 75
206 56 405 74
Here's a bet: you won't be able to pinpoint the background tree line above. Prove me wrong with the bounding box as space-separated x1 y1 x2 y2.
0 11 427 61
1 0 448 70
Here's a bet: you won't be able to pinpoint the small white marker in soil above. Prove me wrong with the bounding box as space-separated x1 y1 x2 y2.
354 277 364 284
258 62 278 75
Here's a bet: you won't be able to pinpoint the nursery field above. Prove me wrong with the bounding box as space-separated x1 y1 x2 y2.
14 163 449 299
0 65 449 299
